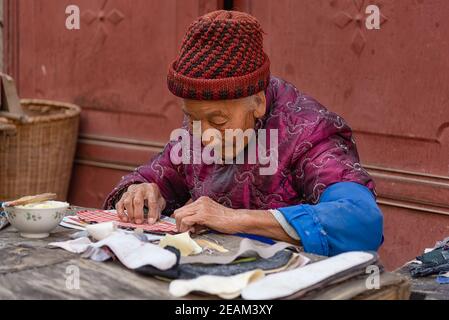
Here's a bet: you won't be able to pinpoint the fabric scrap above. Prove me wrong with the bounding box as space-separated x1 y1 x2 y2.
195 239 229 253
242 251 377 300
178 251 303 280
179 238 297 265
82 246 114 262
159 232 202 256
409 245 449 277
136 249 308 280
433 237 449 250
48 237 92 254
88 231 177 270
169 269 265 299
436 275 449 284
77 209 178 234
439 271 449 278
70 230 89 239
409 262 449 278
86 221 117 241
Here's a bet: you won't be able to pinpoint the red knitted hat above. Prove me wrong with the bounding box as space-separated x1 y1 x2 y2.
167 10 270 100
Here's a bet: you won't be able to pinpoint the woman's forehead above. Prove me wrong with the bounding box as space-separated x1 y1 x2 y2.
182 98 245 116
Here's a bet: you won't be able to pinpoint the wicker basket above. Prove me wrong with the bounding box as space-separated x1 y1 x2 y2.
0 99 81 202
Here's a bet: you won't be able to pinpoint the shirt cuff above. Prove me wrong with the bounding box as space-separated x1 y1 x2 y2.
268 209 300 241
277 205 329 256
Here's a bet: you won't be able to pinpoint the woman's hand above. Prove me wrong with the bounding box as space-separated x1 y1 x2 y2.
172 196 240 234
173 196 298 243
115 183 166 224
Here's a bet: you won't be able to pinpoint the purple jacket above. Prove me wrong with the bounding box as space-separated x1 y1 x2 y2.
104 76 375 212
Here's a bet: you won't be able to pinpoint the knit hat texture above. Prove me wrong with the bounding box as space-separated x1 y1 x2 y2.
167 10 270 100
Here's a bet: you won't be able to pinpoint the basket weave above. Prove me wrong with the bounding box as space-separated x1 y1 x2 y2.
0 99 81 202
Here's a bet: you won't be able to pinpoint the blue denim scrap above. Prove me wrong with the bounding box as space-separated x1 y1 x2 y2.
436 274 449 285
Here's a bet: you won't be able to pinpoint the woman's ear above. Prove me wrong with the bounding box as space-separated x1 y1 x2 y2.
253 91 267 119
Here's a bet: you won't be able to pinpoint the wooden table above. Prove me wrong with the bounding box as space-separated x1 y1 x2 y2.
396 266 449 300
0 208 410 300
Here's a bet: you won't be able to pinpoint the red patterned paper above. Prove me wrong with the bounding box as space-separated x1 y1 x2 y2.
77 210 178 234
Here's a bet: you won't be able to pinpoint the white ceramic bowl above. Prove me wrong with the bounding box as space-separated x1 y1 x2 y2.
2 201 69 239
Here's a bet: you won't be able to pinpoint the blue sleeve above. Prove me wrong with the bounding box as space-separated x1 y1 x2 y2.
277 182 384 256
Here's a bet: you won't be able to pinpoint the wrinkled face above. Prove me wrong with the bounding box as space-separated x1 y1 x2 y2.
182 91 266 159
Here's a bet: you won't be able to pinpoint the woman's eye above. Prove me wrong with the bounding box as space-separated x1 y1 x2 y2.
210 118 227 126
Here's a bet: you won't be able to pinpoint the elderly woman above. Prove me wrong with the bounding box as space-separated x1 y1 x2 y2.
104 10 383 256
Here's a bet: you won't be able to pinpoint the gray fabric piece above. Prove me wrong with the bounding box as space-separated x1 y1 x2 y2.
178 250 294 279
82 246 113 262
180 238 297 265
135 249 296 280
269 209 300 241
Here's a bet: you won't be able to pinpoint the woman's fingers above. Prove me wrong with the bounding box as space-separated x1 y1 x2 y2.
178 214 199 233
132 190 146 224
173 208 200 231
147 201 161 224
123 192 135 223
115 196 128 222
115 183 166 225
146 184 163 224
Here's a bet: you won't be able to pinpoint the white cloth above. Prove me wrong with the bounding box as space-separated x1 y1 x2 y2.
89 231 177 270
86 221 117 241
48 229 174 270
242 251 375 300
169 269 265 299
48 237 92 253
